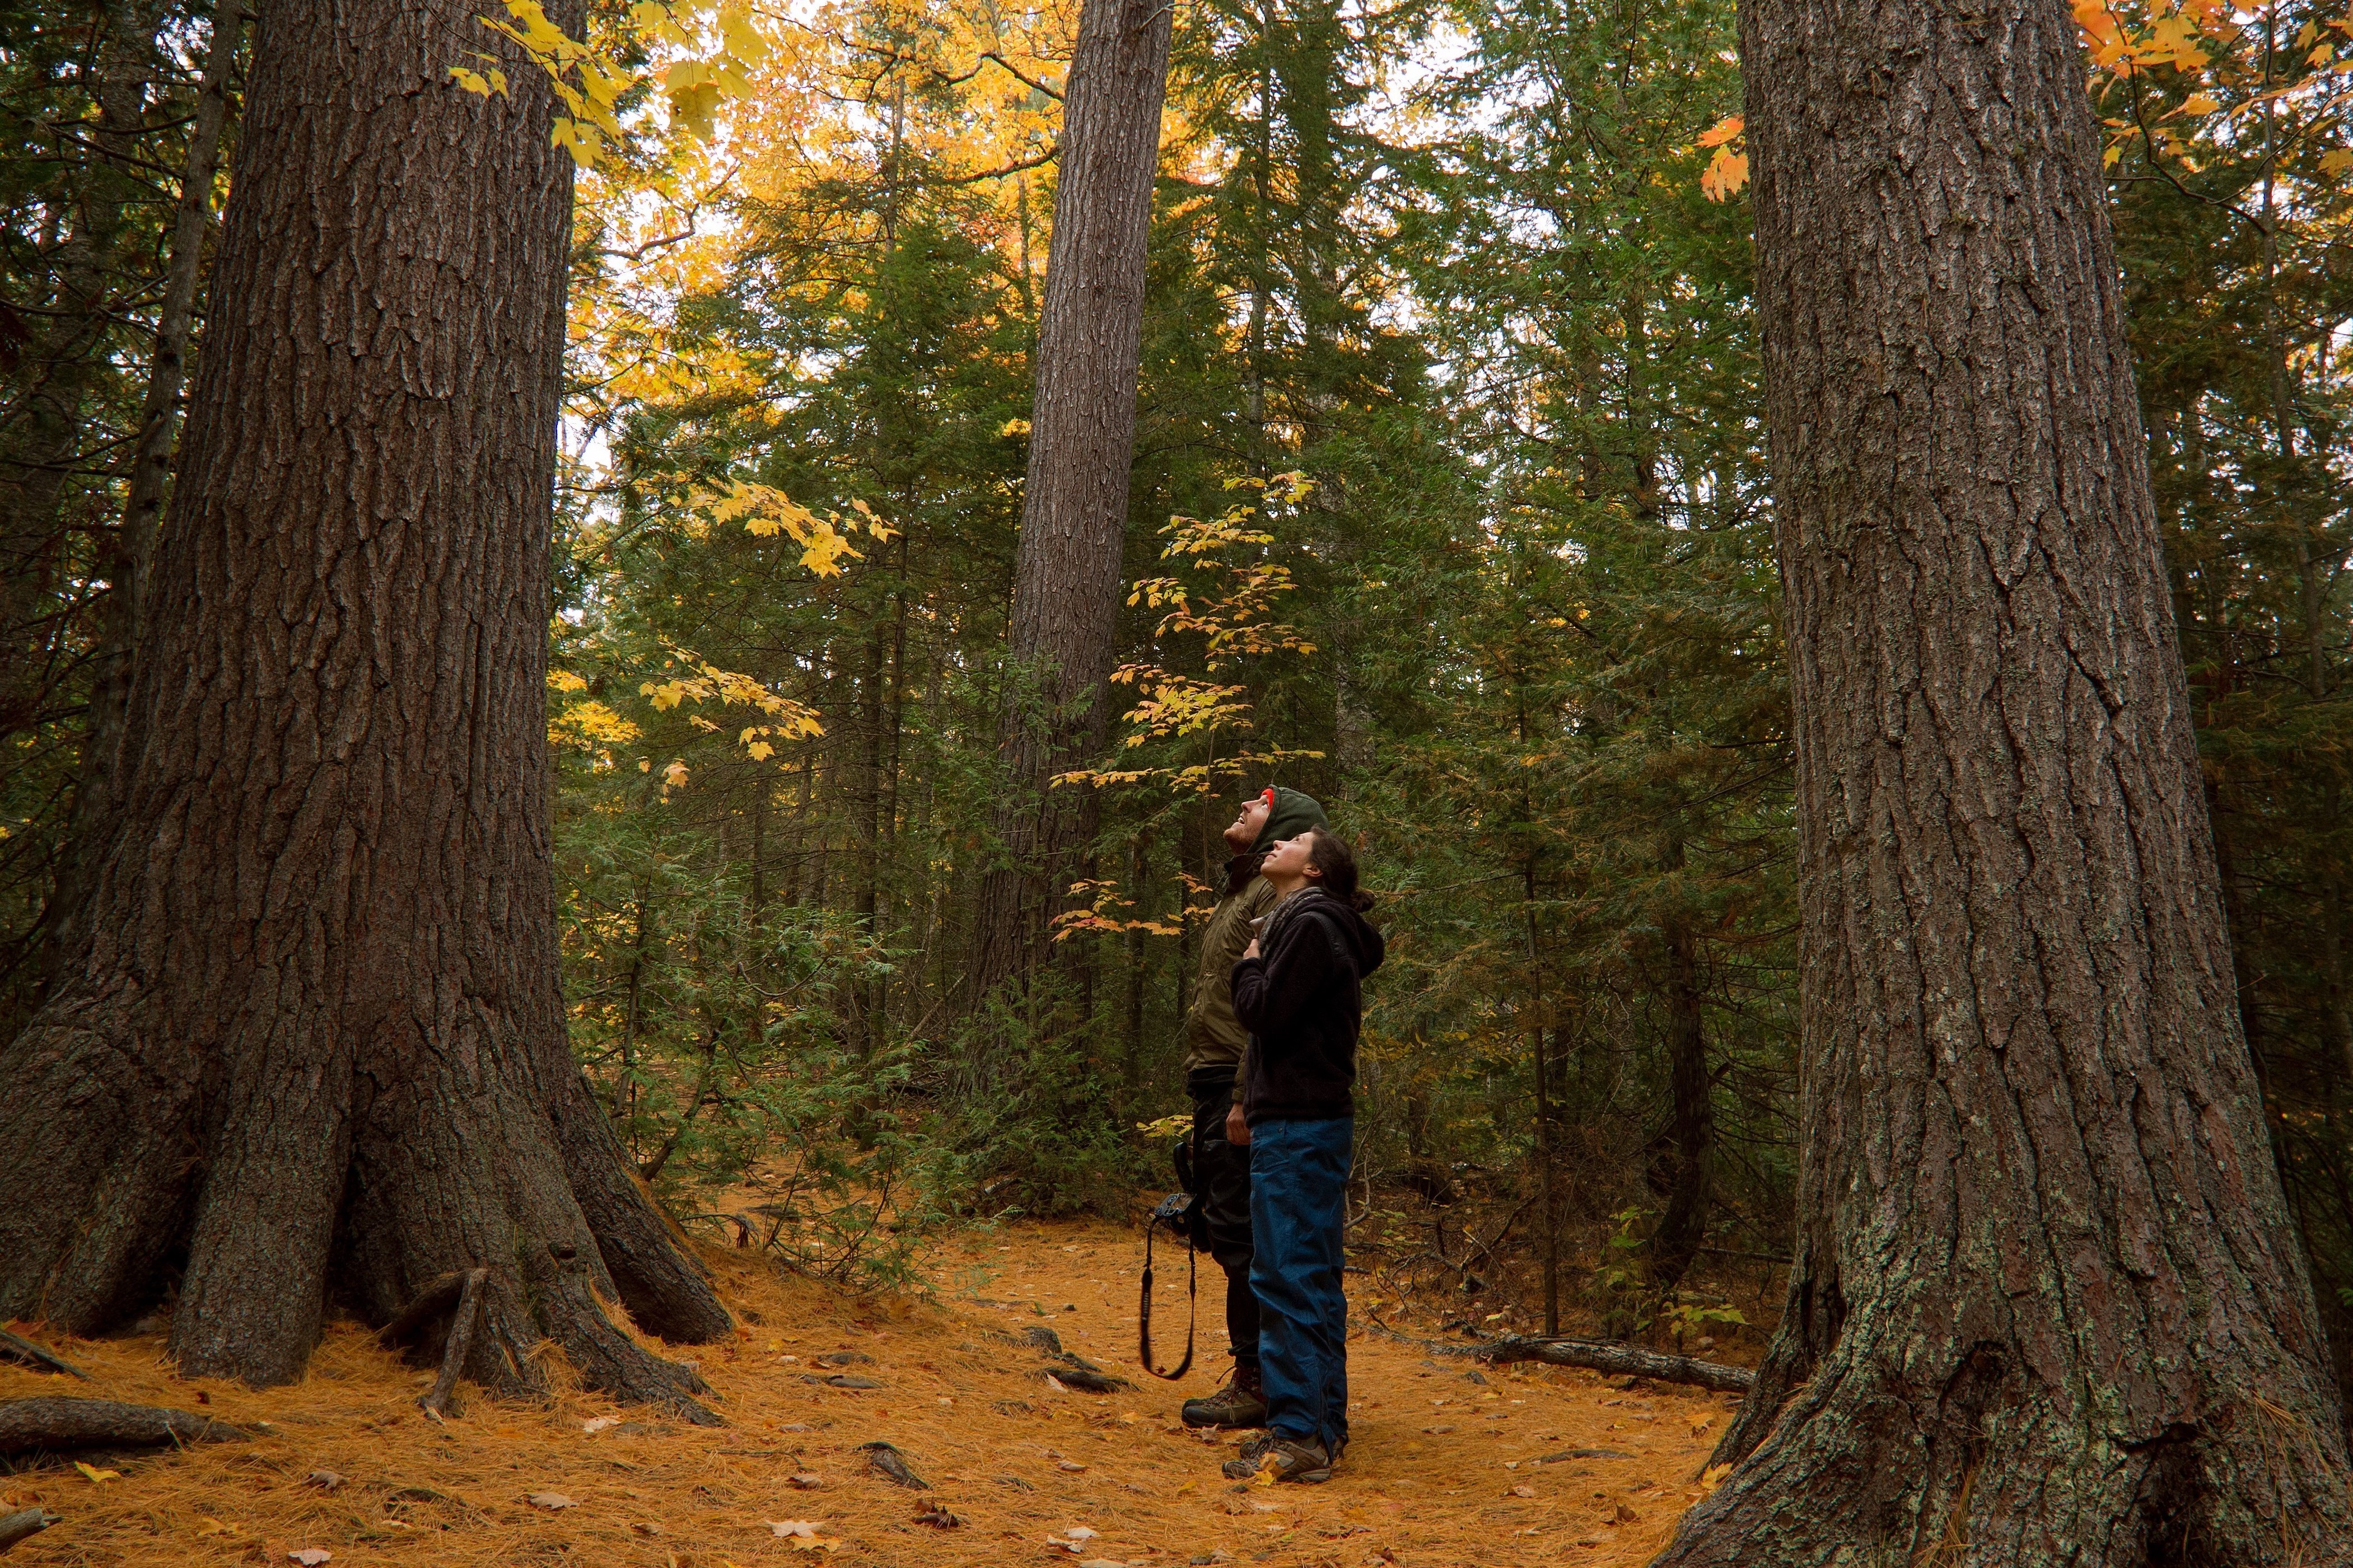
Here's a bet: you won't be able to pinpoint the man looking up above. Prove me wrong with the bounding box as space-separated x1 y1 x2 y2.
1178 785 1328 1430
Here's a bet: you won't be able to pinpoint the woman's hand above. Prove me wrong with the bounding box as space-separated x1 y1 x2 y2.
1225 1103 1250 1146
1243 937 1261 960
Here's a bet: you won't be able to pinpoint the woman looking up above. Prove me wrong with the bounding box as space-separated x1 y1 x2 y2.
1176 784 1326 1432
1220 827 1384 1484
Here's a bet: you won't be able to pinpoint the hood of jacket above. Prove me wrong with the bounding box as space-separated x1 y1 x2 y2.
1268 886 1385 977
1251 785 1328 853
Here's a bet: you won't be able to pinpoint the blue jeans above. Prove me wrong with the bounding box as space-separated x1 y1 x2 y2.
1248 1116 1352 1453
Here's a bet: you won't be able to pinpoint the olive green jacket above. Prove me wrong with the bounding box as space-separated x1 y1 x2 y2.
1183 786 1327 1101
1183 872 1277 1089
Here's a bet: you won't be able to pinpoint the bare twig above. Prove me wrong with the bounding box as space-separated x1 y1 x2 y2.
0 1330 87 1379
925 146 1057 186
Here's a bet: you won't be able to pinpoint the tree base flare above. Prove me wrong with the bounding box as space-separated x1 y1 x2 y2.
1656 1327 2351 1567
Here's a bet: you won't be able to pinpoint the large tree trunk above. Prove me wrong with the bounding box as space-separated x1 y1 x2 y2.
967 0 1173 1013
0 0 730 1408
1658 0 2352 1561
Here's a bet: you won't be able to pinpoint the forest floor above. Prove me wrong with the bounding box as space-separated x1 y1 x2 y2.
3 1214 1735 1567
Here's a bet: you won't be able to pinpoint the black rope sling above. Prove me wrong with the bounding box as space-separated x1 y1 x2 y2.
1138 1191 1196 1379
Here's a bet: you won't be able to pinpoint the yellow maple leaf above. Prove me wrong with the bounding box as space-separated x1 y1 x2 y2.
1701 146 1749 202
721 2 769 64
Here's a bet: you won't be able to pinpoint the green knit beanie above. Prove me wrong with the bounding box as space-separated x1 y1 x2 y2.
1251 785 1328 853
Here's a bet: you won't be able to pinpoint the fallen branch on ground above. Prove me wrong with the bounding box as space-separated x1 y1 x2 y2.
0 1330 87 1379
861 1440 929 1489
1364 1320 1754 1395
0 1398 246 1456
0 1507 57 1553
379 1267 491 1418
1008 1326 1132 1393
422 1269 487 1417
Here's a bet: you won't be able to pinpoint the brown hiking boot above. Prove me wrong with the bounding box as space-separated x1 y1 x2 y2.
1182 1363 1267 1429
1220 1434 1333 1484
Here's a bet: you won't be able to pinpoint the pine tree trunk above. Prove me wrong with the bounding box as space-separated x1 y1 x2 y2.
1658 0 2353 1559
968 0 1173 1012
0 0 730 1407
1649 907 1712 1293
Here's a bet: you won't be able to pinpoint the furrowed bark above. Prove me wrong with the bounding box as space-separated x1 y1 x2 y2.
967 0 1174 1015
0 0 726 1411
1656 0 2353 1560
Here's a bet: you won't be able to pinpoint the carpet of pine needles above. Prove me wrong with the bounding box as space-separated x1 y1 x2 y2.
2 1218 1739 1567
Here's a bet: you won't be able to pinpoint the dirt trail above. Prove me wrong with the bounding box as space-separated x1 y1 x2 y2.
2 1218 1724 1566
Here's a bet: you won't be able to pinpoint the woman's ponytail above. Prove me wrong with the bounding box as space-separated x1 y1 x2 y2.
1304 828 1374 912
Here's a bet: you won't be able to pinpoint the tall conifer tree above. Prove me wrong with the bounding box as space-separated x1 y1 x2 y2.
1661 0 2352 1557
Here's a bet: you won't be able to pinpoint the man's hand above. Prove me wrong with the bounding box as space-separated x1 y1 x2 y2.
1225 1103 1250 1146
1243 937 1261 960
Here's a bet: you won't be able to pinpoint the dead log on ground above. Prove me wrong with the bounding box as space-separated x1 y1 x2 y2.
0 1398 246 1456
1365 1321 1754 1395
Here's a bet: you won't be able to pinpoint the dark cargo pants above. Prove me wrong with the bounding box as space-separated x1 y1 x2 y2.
1187 1065 1260 1366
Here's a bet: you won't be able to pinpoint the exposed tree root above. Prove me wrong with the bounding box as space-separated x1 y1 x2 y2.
553 1090 734 1344
0 1506 56 1553
0 1398 245 1457
375 1252 718 1425
1364 1319 1754 1394
0 1331 86 1379
529 1246 720 1426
